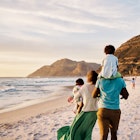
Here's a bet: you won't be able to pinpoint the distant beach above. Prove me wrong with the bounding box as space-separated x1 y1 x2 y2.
0 77 140 140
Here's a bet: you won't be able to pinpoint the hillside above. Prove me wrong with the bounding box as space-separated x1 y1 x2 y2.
115 35 140 76
27 58 101 77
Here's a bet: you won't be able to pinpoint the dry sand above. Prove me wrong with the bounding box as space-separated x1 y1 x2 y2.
0 77 140 140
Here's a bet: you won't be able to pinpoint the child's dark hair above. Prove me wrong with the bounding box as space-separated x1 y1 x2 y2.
76 78 84 85
104 45 115 54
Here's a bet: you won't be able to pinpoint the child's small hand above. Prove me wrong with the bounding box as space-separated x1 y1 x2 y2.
68 96 74 103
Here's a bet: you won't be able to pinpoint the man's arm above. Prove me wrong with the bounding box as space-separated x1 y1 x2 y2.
120 88 129 99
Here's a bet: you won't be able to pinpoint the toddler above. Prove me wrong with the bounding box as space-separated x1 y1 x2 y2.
68 78 84 114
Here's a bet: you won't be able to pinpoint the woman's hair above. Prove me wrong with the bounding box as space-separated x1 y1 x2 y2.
87 70 98 84
104 45 115 54
76 78 84 85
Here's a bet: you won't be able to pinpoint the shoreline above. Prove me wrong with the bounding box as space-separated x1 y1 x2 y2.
0 85 73 114
0 93 75 140
0 95 70 123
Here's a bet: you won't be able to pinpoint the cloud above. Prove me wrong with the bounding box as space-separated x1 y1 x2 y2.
0 0 139 52
0 0 140 76
0 0 139 45
1 0 138 43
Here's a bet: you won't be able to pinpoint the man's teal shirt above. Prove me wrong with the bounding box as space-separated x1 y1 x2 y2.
95 78 126 109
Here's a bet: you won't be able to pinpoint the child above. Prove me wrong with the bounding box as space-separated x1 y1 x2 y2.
68 78 84 114
98 45 121 79
131 78 135 89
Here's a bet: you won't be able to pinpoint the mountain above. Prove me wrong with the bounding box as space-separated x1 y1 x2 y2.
27 58 101 77
115 35 140 76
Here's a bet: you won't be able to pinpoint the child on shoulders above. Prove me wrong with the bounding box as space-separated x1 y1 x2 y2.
98 45 121 79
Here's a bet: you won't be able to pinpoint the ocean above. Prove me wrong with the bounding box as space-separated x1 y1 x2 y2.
0 77 85 113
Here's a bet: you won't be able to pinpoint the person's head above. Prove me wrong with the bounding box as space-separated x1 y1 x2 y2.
104 45 115 54
76 78 84 86
86 70 98 84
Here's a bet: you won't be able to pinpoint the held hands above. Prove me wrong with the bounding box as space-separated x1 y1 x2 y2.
92 87 100 98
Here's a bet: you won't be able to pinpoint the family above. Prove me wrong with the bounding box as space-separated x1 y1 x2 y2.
57 45 129 140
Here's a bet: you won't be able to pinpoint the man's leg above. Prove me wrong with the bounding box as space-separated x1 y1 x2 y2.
110 131 117 140
97 109 110 140
109 110 121 140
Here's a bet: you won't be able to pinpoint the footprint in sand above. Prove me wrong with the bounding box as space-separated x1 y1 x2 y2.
15 135 22 140
33 133 42 140
132 133 140 140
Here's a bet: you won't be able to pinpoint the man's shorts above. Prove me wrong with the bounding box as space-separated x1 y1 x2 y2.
97 108 121 135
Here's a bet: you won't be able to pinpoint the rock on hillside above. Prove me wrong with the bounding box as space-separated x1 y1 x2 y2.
115 35 140 76
27 58 101 78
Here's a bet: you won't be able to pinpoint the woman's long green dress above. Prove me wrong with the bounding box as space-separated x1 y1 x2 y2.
57 111 97 140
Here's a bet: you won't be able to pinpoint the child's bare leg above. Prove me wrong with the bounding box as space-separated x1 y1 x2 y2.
76 102 83 114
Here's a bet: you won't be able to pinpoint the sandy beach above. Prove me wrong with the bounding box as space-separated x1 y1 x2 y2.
0 77 140 140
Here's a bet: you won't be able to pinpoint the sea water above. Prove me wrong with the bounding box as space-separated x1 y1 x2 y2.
0 77 85 113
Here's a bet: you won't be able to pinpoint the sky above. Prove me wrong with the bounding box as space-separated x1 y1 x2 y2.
0 0 140 77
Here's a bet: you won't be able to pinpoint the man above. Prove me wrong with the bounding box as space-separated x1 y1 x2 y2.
92 77 129 140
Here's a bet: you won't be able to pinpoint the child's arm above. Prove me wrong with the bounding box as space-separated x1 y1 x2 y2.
68 86 78 103
74 90 82 103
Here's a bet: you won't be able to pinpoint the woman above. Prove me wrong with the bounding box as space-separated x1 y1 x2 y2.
57 70 98 140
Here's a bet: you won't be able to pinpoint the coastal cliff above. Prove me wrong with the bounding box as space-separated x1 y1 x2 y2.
27 58 100 77
115 35 140 76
